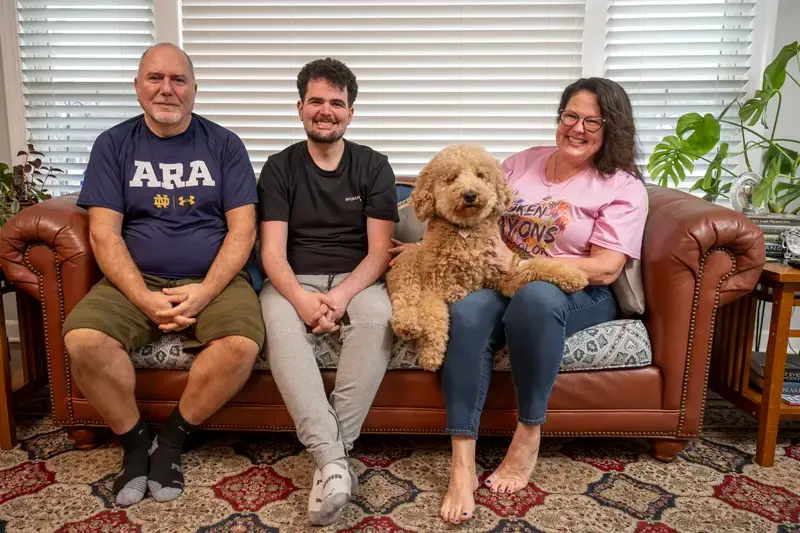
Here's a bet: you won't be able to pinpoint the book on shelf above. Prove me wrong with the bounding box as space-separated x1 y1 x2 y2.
751 351 800 382
782 394 800 406
749 214 800 227
750 372 800 394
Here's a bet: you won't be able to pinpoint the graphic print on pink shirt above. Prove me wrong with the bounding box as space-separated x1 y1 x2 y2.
500 146 647 261
502 195 570 257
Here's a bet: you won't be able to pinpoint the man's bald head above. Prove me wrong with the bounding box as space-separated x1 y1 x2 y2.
134 42 197 136
139 43 195 79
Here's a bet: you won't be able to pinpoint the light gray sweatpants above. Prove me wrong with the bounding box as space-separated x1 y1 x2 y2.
260 274 393 468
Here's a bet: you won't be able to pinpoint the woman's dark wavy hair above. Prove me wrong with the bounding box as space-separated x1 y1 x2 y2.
558 77 643 180
297 57 358 107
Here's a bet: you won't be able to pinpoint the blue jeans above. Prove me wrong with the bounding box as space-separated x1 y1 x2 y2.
441 281 618 438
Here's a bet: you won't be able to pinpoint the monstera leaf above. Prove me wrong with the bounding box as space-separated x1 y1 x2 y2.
647 136 693 187
647 113 719 187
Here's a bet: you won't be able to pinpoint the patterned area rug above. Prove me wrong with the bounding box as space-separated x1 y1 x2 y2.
1 398 800 532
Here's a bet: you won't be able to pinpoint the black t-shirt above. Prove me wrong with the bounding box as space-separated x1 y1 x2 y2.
257 139 398 275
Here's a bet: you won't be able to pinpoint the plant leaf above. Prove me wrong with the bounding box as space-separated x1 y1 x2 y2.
764 41 799 91
762 143 798 176
16 150 27 157
676 112 720 156
739 89 776 127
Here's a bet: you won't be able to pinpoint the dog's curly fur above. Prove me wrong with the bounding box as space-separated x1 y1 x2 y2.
385 144 588 371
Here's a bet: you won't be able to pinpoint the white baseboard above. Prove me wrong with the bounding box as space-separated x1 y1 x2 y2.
4 320 19 344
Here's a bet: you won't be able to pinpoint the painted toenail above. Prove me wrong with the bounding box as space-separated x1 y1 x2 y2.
463 513 468 516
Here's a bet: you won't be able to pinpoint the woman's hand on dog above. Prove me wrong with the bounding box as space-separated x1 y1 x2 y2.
487 235 516 273
388 238 418 267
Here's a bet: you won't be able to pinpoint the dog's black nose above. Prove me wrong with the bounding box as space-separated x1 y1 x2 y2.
463 191 477 204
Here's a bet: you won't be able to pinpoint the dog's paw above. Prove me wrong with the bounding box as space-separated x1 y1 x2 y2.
557 270 589 293
417 357 442 372
416 352 444 372
392 318 423 340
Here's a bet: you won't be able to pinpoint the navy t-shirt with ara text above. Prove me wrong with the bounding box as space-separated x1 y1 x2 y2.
77 114 257 278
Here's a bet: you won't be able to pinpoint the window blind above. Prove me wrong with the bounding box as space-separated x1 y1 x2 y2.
16 0 155 195
181 0 586 178
605 0 757 189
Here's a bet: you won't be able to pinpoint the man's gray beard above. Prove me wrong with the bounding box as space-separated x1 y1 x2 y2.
306 126 344 144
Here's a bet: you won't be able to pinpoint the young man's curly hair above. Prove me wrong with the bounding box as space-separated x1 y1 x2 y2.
297 58 358 107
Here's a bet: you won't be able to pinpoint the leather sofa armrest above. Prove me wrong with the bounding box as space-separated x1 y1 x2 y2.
0 196 99 425
0 195 98 309
643 184 765 435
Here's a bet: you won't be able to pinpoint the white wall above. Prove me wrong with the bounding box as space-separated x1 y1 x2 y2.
0 31 18 342
772 0 800 142
754 0 800 353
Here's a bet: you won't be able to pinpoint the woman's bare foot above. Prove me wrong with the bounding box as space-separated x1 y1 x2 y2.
440 436 479 525
485 423 541 494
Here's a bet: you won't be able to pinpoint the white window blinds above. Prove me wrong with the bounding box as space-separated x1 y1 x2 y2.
16 0 155 195
605 0 757 189
181 0 586 178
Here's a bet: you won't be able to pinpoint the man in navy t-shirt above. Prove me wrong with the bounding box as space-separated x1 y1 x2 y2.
62 43 264 507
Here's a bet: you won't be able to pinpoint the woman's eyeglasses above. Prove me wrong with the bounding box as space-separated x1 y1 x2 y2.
558 110 605 133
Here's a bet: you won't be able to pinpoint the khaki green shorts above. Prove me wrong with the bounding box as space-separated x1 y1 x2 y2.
62 273 265 353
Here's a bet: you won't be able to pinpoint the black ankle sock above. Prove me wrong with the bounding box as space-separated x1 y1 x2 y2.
113 419 151 506
147 407 197 502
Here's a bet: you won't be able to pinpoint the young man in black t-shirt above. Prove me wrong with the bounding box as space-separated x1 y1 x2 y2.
257 58 398 526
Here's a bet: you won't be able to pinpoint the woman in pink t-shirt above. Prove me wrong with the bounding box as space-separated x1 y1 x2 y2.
400 77 648 526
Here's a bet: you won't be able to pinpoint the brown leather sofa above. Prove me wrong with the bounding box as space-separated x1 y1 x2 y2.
0 184 765 461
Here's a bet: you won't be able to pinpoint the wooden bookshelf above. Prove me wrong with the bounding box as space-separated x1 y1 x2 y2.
710 262 800 466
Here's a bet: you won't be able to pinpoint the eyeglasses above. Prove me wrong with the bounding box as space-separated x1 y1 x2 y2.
558 110 605 133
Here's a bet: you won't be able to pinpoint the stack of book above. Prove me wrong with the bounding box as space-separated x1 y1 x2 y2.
749 351 800 405
748 213 800 259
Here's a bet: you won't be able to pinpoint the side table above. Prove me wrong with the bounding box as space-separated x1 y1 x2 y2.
0 269 16 449
709 262 800 466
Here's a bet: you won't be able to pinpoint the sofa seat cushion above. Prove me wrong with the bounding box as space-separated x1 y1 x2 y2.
130 318 651 373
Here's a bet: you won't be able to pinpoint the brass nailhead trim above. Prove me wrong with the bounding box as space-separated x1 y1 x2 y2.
677 247 736 434
22 242 73 424
58 418 680 438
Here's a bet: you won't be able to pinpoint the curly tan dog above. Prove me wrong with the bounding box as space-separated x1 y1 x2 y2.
385 144 588 371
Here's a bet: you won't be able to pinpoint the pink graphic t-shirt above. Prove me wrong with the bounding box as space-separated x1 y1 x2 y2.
501 146 647 260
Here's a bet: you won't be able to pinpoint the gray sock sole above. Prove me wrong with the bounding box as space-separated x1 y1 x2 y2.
115 476 147 506
147 480 183 503
308 468 359 526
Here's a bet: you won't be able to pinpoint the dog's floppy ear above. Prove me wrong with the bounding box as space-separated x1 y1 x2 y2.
410 161 436 222
490 161 515 218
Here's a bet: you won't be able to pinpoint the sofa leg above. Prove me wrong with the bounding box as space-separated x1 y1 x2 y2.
649 438 687 462
67 427 100 450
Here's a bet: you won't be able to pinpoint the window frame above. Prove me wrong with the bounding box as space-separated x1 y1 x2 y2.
0 0 781 185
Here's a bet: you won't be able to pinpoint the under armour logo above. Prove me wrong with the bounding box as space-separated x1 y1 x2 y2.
178 195 195 206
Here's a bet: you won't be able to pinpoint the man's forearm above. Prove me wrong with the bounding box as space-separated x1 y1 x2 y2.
333 250 391 301
91 230 149 305
201 226 255 297
262 251 305 306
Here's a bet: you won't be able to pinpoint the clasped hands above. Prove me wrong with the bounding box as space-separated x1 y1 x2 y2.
294 287 351 334
137 283 214 333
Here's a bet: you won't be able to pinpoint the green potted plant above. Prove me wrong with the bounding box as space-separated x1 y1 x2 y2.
1 143 60 226
647 41 800 214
